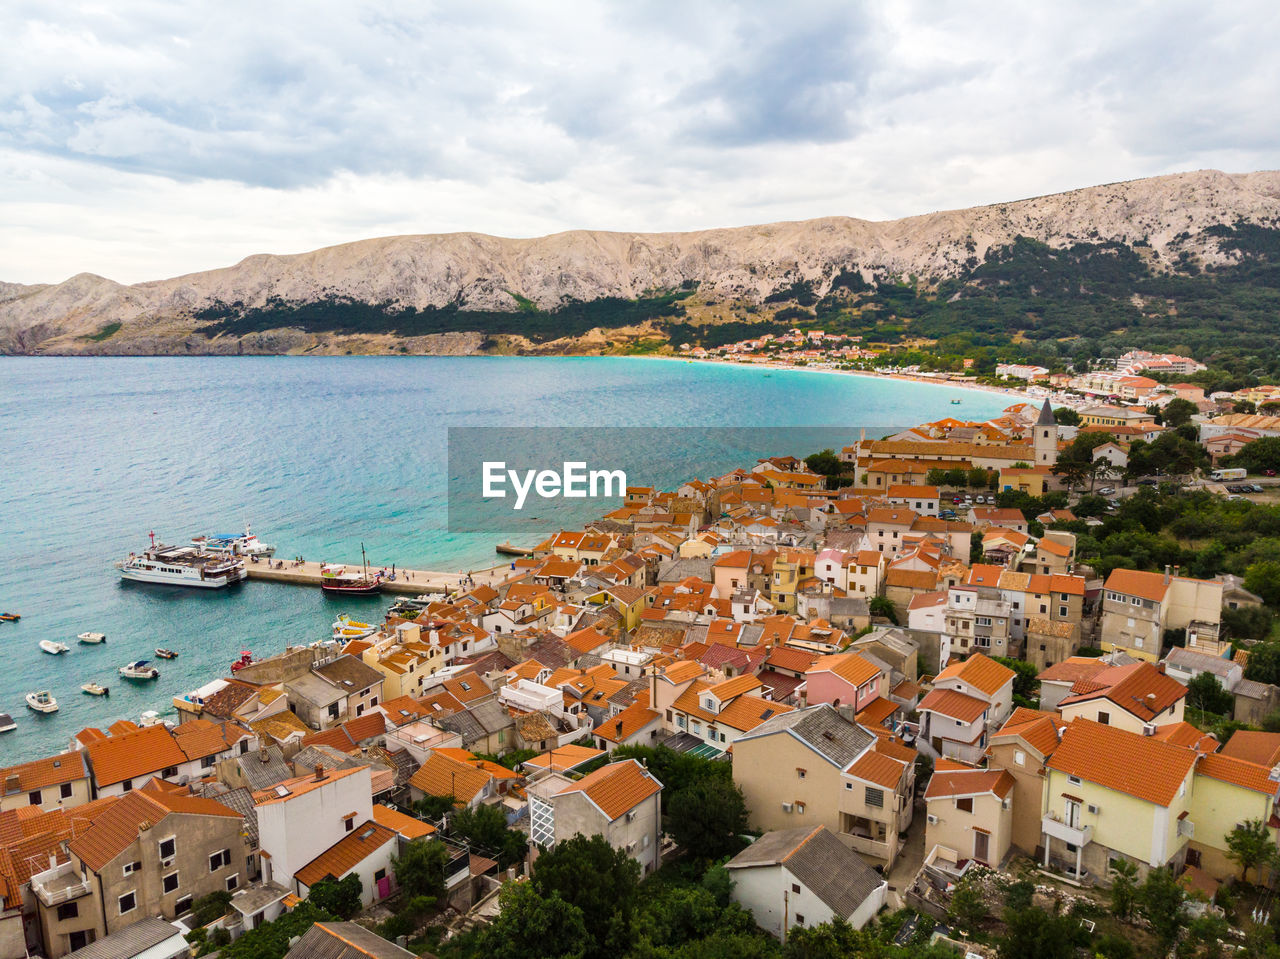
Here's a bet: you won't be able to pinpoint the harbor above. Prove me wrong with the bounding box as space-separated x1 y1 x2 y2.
244 556 517 595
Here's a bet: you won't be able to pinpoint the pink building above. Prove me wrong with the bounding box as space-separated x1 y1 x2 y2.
804 653 884 711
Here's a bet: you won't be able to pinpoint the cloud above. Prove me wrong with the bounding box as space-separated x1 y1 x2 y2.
0 1 1278 283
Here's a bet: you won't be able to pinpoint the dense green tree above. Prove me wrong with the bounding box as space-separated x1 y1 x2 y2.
217 902 335 959
667 775 750 861
804 449 844 479
451 802 529 867
477 883 591 959
1162 397 1200 428
1109 858 1138 919
1138 866 1187 949
531 834 640 955
1222 604 1275 641
1246 561 1280 606
1186 672 1235 716
393 838 450 901
869 595 899 624
997 905 1082 959
993 657 1038 702
1053 406 1082 426
414 793 458 819
1228 437 1280 473
1249 643 1280 686
1227 819 1276 883
306 874 362 919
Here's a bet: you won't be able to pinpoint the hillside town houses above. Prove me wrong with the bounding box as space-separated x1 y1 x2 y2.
8 392 1280 958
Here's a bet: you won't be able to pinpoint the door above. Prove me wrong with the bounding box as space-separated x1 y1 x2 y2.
973 830 990 864
1065 799 1082 829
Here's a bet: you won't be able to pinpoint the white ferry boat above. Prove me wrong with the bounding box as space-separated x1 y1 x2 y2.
118 533 247 589
191 523 276 559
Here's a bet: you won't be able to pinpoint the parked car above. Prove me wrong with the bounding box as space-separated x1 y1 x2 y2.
1137 478 1159 486
1266 470 1276 477
1252 484 1266 493
1098 487 1116 495
974 495 985 504
952 495 965 504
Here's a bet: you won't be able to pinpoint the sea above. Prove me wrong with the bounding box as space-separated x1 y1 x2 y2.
0 356 1008 763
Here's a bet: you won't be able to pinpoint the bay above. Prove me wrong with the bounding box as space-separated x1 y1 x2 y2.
0 355 1007 762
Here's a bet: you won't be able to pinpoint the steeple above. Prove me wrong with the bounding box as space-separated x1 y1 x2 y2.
1036 398 1055 426
1035 398 1057 465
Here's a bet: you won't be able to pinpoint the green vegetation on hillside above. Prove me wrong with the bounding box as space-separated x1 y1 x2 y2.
82 321 122 341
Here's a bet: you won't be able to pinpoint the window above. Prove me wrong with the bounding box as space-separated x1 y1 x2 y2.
795 914 805 925
1097 711 1110 725
68 931 91 952
957 797 973 813
345 819 355 832
61 783 73 799
201 756 215 769
865 787 884 808
163 872 180 893
1058 605 1068 618
374 869 387 883
123 861 141 876
796 768 807 779
1014 750 1025 766
57 902 78 921
1067 775 1082 786
176 896 193 916
209 849 231 872
121 779 132 792
118 892 136 915
791 883 801 893
328 703 340 718
28 790 41 805
226 874 239 892
158 837 176 859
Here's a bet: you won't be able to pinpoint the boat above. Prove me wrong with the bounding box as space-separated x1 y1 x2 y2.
191 522 276 559
331 615 378 641
0 613 19 622
0 713 15 733
495 542 533 557
320 544 382 596
119 660 160 680
155 648 178 659
117 532 247 589
39 640 70 655
230 651 254 672
78 632 107 644
25 691 57 713
81 682 110 697
951 399 961 404
139 710 163 727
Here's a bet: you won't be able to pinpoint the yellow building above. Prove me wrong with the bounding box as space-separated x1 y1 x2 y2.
1043 719 1195 881
770 549 815 613
1188 752 1280 881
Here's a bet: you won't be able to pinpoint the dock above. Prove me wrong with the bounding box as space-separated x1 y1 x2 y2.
243 558 517 596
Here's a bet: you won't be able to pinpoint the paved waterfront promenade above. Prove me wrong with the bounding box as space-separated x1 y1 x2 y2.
244 557 517 596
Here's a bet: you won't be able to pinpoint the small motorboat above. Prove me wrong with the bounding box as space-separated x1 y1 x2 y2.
39 640 70 655
0 613 19 622
26 691 57 713
951 399 962 404
82 682 110 697
230 651 254 672
119 660 160 680
331 615 377 641
78 632 107 644
139 710 163 727
155 648 178 659
0 713 15 732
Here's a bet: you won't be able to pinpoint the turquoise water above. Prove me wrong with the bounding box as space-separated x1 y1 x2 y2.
0 356 1006 762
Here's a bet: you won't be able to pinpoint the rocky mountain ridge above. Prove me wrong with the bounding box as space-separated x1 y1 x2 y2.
4 169 1280 355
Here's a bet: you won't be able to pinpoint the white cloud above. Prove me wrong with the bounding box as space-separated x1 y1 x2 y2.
1 0 1278 284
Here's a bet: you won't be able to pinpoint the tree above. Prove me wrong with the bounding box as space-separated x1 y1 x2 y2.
1222 604 1275 641
804 449 844 482
1227 819 1275 883
1228 437 1280 473
869 595 899 625
997 905 1080 959
1054 406 1082 426
927 468 947 487
1247 643 1280 686
415 793 458 819
531 834 640 955
1162 397 1200 428
993 656 1038 703
451 802 529 867
667 775 749 861
394 838 450 901
478 883 591 959
1245 561 1280 607
306 874 362 919
1186 672 1234 716
217 902 335 959
1109 858 1138 919
1138 866 1187 949
948 877 987 935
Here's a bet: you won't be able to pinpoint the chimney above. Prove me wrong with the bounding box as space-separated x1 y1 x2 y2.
1164 565 1171 585
615 719 623 737
259 748 269 764
313 764 325 782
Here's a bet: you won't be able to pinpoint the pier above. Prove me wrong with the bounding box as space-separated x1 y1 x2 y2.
243 558 517 595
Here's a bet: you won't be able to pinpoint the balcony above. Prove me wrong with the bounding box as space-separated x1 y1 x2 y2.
31 862 91 906
1042 811 1093 847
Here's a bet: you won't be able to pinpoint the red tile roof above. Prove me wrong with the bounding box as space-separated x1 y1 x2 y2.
83 723 189 788
556 759 661 820
917 688 989 725
295 820 396 887
924 767 1014 801
1047 719 1196 806
933 653 1016 698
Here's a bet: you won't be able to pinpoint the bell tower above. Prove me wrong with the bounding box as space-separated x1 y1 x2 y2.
1034 399 1057 465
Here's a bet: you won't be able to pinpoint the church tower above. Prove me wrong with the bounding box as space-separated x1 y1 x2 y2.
1034 399 1057 465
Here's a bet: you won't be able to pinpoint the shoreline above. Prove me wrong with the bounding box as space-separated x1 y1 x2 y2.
632 353 1055 408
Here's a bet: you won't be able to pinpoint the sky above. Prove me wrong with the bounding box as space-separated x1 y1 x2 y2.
2 1 1278 285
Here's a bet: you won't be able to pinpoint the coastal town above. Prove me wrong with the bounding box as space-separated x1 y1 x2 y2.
6 382 1280 959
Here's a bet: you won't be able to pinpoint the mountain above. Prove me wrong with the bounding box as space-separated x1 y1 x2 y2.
4 169 1280 357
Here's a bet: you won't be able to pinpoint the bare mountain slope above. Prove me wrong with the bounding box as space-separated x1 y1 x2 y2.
4 169 1280 355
